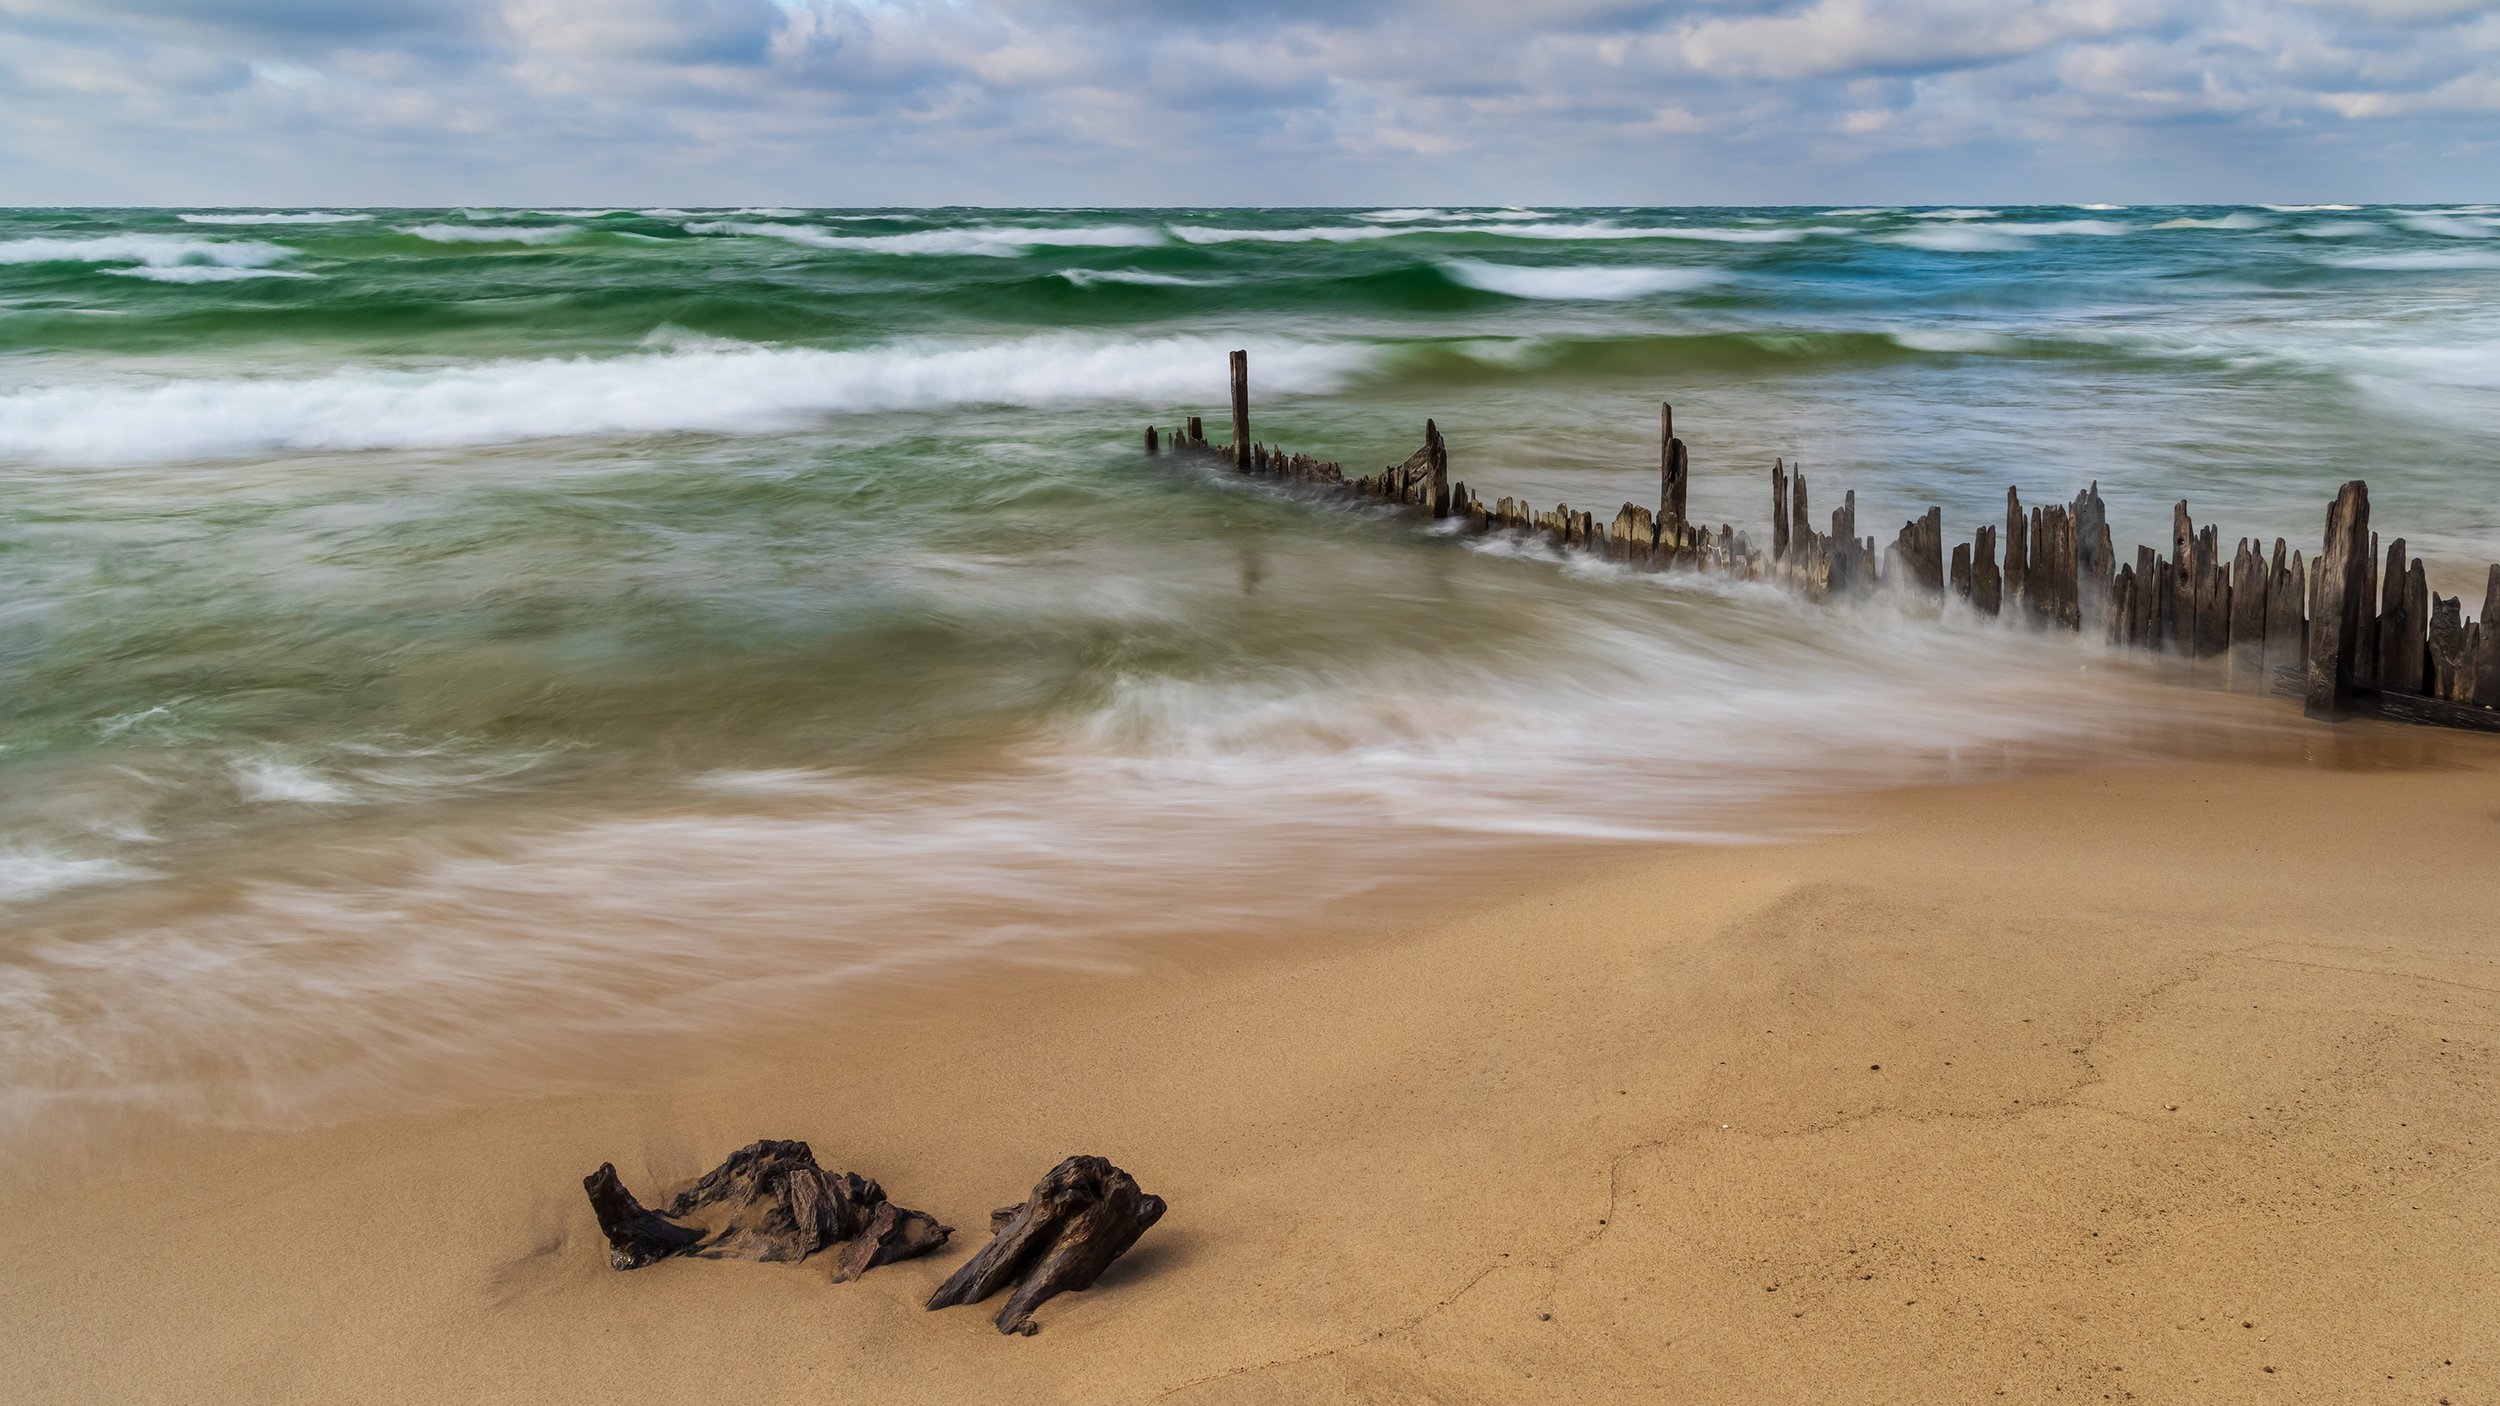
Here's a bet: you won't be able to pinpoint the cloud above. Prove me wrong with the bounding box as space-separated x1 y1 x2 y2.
0 0 2495 203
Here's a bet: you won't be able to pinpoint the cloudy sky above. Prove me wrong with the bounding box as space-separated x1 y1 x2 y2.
1 0 2495 206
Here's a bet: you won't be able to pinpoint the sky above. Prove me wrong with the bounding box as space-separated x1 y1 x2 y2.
0 0 2495 206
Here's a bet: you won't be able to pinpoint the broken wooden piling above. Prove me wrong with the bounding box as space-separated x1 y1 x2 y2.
1151 352 2500 735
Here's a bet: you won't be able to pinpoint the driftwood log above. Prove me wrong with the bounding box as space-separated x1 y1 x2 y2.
925 1155 1166 1336
583 1139 951 1280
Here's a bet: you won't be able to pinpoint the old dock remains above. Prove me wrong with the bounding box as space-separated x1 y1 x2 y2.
1143 352 2500 734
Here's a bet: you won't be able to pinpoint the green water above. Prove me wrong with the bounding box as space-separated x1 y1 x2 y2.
3 204 2494 1144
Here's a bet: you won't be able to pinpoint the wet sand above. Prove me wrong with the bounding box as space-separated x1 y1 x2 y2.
6 739 2498 1403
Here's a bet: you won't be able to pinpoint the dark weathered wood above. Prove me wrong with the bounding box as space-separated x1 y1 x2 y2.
1660 406 1688 540
2227 538 2267 688
2130 546 2159 649
1950 542 1972 603
1973 525 2001 616
2073 483 2111 635
1227 350 1250 471
1790 471 1810 565
2305 481 2372 720
1771 460 1790 562
1186 415 1202 444
1840 489 1857 544
2004 488 2027 615
925 1155 1166 1336
2371 688 2500 733
585 1140 950 1280
2429 594 2466 701
2193 526 2229 659
2473 565 2500 707
2378 541 2426 697
584 1163 705 1270
2264 541 2304 679
1143 426 1159 455
2356 531 2381 692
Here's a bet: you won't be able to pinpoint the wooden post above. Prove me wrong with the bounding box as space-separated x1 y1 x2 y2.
2228 537 2268 690
2264 541 2304 683
1950 543 1973 603
2357 531 2381 692
1769 460 1789 563
2377 539 2424 696
1228 350 1250 471
1974 525 2001 616
1187 415 1202 444
1144 425 1159 455
1659 405 1689 542
2073 483 2111 635
2473 566 2500 708
1791 472 1810 565
2304 480 2371 720
2004 489 2027 615
2430 595 2466 700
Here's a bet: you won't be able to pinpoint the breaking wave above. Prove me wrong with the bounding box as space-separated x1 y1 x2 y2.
0 334 1376 464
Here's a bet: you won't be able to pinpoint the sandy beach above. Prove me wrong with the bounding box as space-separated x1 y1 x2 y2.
6 725 2495 1404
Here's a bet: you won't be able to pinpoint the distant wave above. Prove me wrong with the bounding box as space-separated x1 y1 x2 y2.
2317 250 2500 271
1879 218 2128 251
1437 259 1724 301
2263 203 2363 213
112 266 317 284
1172 221 1832 247
179 212 371 225
2400 212 2500 239
1055 269 1220 288
0 234 295 270
398 223 581 245
0 334 1376 465
689 220 1167 256
2151 212 2269 230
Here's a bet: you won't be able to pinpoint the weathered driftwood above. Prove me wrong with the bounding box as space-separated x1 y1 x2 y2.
583 1140 951 1280
1156 351 2500 731
2306 481 2372 720
925 1155 1166 1336
1228 350 1250 472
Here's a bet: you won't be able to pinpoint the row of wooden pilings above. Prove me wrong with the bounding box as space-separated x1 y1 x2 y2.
1141 351 2500 733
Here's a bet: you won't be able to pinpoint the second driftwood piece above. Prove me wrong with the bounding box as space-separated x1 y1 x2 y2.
925 1155 1166 1335
583 1139 952 1280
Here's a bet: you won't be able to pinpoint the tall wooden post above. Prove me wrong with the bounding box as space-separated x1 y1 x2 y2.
2305 480 2371 720
1228 349 1250 471
1660 404 1687 545
1771 460 1789 562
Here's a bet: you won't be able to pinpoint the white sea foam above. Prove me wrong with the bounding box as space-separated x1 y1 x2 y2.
2400 212 2500 239
0 848 156 907
0 234 295 269
1173 220 1821 247
1054 268 1219 287
0 334 1376 464
1911 208 1999 220
2070 203 2129 211
2320 250 2500 271
2263 203 2363 212
1438 259 1723 301
178 212 371 225
111 266 316 284
398 223 581 245
1890 328 2016 354
1879 226 2027 252
2151 212 2269 230
689 220 1167 256
2293 221 2382 238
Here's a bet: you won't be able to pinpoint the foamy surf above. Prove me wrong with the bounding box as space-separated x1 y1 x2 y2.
0 334 1375 464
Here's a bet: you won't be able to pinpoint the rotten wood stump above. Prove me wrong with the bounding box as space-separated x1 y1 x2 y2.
925 1155 1166 1336
584 1140 951 1280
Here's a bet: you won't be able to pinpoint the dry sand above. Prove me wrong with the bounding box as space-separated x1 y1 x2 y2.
6 737 2498 1403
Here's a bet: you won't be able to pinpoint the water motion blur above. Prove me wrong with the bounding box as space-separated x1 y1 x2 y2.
5 202 2498 1146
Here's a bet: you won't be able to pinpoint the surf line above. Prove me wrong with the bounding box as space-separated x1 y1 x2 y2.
1144 350 2500 734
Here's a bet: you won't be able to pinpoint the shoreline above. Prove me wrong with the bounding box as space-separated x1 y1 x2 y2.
8 735 2500 1402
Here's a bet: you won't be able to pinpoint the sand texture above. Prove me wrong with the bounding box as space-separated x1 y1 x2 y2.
5 750 2498 1403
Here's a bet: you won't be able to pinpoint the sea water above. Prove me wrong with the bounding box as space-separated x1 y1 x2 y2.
3 204 2496 1144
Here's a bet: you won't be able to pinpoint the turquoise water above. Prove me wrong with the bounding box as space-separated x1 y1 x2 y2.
4 204 2495 1142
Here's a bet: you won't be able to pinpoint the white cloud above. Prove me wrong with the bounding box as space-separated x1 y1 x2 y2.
0 0 2495 203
